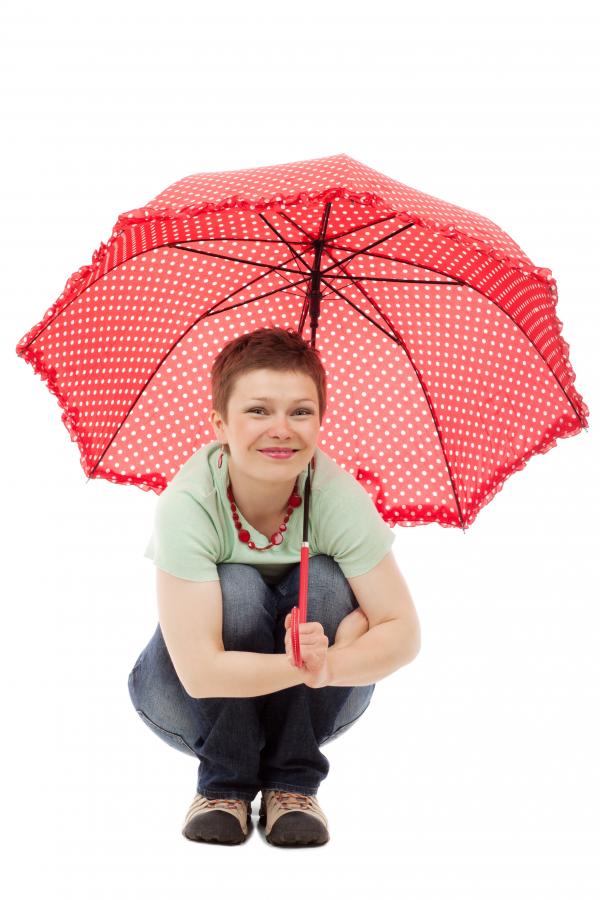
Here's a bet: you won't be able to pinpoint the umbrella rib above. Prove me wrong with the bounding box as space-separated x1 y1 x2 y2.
170 243 311 276
276 209 319 242
321 230 587 427
201 288 310 318
24 236 312 349
174 215 324 297
173 236 310 244
171 207 321 279
325 242 468 283
257 211 315 274
172 205 323 278
328 213 404 244
248 209 340 319
319 223 417 277
277 208 401 245
319 260 466 530
266 205 343 333
172 241 313 299
318 276 397 340
277 209 463 284
39 224 321 483
319 274 462 285
86 269 313 480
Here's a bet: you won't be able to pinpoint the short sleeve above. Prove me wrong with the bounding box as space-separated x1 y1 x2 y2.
314 475 396 579
143 487 221 582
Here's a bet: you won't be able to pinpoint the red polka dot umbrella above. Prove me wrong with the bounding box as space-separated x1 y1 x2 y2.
15 153 589 667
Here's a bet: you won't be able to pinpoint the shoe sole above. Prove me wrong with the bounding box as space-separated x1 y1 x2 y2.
258 808 329 846
183 809 252 845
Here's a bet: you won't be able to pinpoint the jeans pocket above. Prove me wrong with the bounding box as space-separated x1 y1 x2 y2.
133 708 197 757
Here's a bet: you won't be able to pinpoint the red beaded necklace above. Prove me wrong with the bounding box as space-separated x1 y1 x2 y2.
218 444 303 551
227 479 303 550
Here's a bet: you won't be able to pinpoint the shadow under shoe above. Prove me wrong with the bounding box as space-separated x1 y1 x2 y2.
182 792 252 845
259 790 330 847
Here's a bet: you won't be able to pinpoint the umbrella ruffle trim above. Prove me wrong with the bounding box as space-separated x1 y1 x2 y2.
15 237 117 353
371 409 588 531
13 344 164 493
15 185 558 356
116 186 557 290
16 343 88 460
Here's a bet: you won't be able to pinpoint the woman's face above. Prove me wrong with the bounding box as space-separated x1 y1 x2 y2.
211 368 322 483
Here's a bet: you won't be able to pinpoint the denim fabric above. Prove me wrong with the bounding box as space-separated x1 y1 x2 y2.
127 554 375 802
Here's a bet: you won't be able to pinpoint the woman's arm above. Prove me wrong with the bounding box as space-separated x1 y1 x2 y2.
326 619 420 687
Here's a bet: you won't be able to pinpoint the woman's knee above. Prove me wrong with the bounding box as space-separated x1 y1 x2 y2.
127 629 198 755
127 624 183 713
309 555 356 601
216 562 276 651
306 555 359 641
128 666 197 758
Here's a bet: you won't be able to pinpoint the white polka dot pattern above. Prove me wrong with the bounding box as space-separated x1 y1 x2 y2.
15 153 589 529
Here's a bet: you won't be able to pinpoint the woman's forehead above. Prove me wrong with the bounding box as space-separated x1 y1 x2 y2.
234 369 317 397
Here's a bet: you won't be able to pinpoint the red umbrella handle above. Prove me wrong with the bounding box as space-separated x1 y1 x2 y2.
291 446 315 667
291 542 310 667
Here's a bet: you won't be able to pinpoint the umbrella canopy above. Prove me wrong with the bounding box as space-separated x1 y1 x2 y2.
16 152 588 532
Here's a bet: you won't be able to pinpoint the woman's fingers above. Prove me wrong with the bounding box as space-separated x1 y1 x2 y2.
284 617 328 668
290 631 327 647
294 633 322 645
284 614 324 634
302 639 329 671
300 636 329 655
285 631 328 655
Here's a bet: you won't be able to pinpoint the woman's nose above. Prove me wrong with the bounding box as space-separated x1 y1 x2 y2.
268 418 293 435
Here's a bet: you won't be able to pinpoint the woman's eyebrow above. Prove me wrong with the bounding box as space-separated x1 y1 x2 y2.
247 397 315 403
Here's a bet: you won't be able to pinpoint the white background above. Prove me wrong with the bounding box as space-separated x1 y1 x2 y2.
3 0 599 896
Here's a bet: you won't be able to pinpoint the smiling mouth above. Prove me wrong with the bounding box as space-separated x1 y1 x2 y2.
258 449 299 456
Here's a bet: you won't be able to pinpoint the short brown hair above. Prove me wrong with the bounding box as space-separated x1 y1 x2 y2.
210 327 327 445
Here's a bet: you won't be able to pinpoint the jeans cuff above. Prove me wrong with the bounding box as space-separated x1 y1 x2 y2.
197 787 256 801
260 782 319 796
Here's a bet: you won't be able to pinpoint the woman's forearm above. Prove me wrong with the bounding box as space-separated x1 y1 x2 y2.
192 649 305 699
326 619 420 687
191 619 420 697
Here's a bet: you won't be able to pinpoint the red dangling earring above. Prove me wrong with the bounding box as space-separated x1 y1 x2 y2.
217 443 224 469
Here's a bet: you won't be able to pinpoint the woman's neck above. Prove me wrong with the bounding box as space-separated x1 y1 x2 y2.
227 460 298 526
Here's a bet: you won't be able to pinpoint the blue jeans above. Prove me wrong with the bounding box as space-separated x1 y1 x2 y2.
127 554 375 802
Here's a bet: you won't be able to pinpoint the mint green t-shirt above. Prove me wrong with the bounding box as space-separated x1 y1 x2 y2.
143 441 395 586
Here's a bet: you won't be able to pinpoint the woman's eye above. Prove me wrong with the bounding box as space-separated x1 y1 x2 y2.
248 408 312 416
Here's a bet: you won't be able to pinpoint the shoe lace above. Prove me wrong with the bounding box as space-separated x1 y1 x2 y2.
270 790 312 811
204 797 247 811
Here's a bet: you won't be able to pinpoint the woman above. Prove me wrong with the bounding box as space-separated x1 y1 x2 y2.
127 327 400 847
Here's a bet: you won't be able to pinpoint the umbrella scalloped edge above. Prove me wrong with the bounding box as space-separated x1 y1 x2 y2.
18 343 88 460
16 344 166 493
372 412 588 532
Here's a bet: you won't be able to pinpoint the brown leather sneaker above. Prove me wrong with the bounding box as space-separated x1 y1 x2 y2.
181 792 252 844
259 789 330 846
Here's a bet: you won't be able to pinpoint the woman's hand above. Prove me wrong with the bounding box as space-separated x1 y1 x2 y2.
333 607 369 649
284 612 331 689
